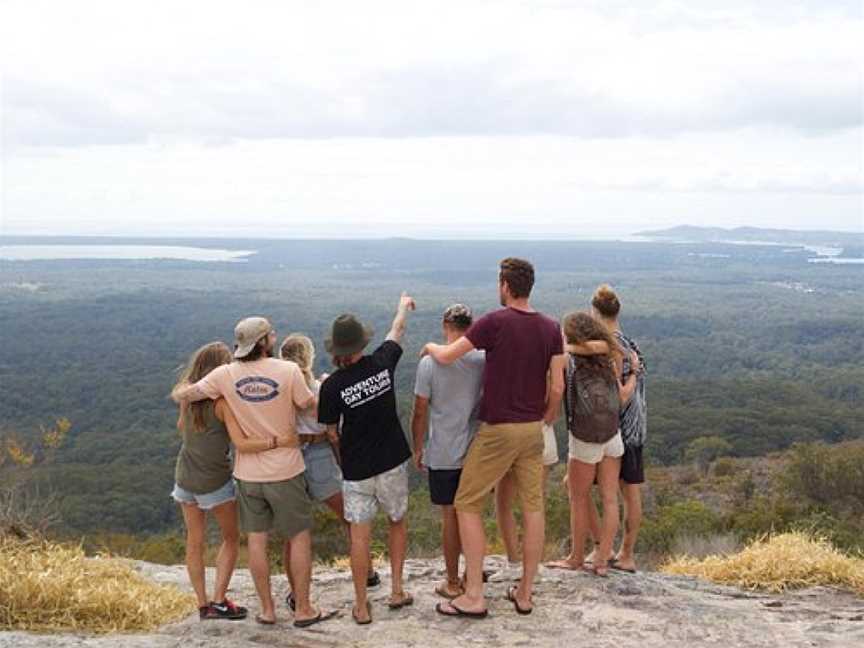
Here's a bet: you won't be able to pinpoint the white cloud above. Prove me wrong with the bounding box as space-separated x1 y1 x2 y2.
2 0 861 147
1 0 861 237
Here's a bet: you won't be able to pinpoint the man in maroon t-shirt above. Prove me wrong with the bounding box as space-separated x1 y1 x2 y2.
423 257 565 618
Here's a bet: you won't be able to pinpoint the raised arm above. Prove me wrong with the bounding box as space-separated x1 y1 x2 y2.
385 292 416 344
411 395 430 471
422 337 474 366
543 353 566 424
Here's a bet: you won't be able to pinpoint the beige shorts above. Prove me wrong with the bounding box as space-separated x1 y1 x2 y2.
542 423 559 466
568 431 624 465
455 421 544 514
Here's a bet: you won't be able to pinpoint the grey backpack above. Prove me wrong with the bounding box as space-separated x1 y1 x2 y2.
564 354 620 444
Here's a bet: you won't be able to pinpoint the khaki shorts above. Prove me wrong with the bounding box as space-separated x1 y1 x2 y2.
235 474 313 539
455 421 544 514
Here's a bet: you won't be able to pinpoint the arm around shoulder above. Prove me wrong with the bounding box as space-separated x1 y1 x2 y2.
423 336 474 366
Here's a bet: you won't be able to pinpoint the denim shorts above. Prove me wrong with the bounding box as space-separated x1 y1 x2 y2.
171 479 236 510
302 442 342 502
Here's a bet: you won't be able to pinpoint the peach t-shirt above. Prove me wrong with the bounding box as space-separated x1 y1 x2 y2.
194 358 313 482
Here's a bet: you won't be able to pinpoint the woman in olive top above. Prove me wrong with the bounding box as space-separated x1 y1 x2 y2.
172 342 248 621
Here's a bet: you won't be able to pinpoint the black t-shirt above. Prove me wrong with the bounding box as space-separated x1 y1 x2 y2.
318 341 411 481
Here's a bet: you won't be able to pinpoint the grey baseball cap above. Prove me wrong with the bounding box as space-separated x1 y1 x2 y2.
233 316 273 359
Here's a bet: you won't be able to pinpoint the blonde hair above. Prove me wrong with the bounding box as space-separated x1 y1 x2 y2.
279 334 316 388
591 284 621 319
175 341 232 432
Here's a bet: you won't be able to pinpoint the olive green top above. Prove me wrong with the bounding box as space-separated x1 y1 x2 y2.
174 403 233 494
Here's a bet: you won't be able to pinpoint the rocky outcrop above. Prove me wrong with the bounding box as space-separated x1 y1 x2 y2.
2 555 863 647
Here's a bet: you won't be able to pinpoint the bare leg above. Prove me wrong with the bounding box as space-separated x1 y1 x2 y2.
388 517 410 605
513 509 544 610
180 504 208 608
584 498 601 564
570 459 598 567
282 537 295 597
616 482 642 571
288 529 324 622
495 473 521 563
595 457 622 571
324 492 375 578
209 501 240 603
547 460 583 569
449 510 487 613
440 505 463 596
350 522 372 622
247 531 275 622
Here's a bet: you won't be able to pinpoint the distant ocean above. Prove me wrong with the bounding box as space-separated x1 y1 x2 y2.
0 245 256 262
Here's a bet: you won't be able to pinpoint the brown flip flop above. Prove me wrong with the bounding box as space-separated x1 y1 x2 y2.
388 592 414 610
352 601 372 625
294 608 338 628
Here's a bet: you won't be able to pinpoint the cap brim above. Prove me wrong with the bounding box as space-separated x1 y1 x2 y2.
233 343 256 359
234 330 271 359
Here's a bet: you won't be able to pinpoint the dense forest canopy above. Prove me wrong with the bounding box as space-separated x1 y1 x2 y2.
1 236 861 535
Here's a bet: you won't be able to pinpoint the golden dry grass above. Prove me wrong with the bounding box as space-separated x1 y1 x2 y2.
0 536 195 634
662 531 864 596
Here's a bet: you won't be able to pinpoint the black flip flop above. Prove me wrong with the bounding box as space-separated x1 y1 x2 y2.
435 601 489 619
294 609 338 628
506 585 533 615
255 614 276 625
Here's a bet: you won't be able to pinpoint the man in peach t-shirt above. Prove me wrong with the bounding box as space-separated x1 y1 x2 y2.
173 316 336 628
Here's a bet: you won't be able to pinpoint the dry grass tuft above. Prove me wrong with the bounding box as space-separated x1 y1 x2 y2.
0 536 195 634
662 531 864 596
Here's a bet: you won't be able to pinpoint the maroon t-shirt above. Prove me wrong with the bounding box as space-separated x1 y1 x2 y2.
465 307 564 424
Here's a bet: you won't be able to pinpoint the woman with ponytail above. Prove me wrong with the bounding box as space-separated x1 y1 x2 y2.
589 284 647 573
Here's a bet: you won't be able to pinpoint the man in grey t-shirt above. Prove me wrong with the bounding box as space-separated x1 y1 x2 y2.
411 304 485 599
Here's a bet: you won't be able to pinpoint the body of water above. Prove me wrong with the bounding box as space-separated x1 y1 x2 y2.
0 245 257 262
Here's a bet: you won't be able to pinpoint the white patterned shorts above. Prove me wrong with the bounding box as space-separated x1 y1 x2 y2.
343 461 409 524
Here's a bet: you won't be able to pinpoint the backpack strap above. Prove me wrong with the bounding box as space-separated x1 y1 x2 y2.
563 354 576 434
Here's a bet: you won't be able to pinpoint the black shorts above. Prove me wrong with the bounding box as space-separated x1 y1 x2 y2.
428 469 463 506
620 445 645 485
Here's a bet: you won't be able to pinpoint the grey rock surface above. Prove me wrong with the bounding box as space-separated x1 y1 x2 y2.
3 555 863 647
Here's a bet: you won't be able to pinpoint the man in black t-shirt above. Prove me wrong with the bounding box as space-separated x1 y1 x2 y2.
318 292 415 624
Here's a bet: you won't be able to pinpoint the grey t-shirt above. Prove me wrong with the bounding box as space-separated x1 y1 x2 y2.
414 350 485 470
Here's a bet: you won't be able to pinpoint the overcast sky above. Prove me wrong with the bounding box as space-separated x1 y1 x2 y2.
1 0 862 239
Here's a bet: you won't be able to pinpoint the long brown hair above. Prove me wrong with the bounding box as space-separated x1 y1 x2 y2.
562 311 622 371
175 341 232 432
279 334 316 388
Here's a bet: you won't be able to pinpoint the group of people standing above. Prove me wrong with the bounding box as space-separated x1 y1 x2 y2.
170 256 647 627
